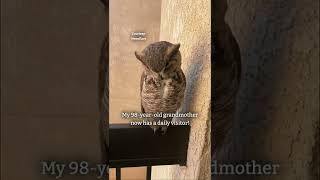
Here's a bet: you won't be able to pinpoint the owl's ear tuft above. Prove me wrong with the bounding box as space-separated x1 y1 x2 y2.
135 51 148 67
166 43 180 59
135 51 143 61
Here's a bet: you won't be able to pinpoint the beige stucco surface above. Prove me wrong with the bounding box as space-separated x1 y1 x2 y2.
151 0 211 179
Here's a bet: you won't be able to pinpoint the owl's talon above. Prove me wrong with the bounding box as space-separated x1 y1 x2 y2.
153 127 167 136
153 128 158 134
161 130 167 135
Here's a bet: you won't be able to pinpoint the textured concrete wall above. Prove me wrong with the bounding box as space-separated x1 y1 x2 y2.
152 0 211 179
1 1 105 180
217 0 319 179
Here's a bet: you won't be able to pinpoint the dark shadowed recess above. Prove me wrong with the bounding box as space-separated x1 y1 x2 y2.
211 0 242 157
1 0 106 179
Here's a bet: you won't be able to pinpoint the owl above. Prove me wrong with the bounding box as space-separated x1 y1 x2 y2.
135 41 186 135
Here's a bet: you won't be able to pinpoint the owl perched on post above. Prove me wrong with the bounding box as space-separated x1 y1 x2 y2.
135 41 186 135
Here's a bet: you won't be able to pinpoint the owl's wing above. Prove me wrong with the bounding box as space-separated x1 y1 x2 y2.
140 71 146 113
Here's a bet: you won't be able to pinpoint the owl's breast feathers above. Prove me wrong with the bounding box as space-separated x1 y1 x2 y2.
140 69 186 114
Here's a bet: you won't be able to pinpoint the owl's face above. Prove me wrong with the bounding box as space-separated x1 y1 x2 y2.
135 41 181 76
